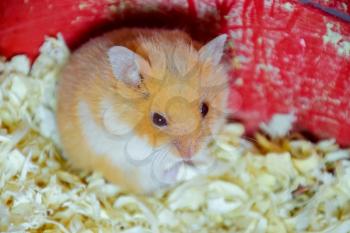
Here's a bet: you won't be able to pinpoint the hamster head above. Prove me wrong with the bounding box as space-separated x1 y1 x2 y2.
106 34 229 163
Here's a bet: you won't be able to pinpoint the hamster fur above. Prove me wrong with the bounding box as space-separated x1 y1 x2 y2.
56 28 229 194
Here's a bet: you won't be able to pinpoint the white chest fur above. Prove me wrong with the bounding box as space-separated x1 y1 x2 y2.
77 98 186 193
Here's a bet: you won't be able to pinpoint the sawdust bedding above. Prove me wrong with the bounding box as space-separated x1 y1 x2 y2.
0 35 350 233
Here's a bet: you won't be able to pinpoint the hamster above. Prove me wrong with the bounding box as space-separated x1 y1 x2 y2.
56 28 229 194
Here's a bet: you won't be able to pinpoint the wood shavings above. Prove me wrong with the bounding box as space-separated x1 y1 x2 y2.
323 23 350 57
0 34 350 232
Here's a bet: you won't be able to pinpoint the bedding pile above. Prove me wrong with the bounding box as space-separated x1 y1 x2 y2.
0 35 350 233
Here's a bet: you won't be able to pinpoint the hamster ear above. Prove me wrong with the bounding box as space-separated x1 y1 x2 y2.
108 46 148 87
198 34 227 65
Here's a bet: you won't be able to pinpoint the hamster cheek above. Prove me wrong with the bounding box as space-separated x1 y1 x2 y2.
125 135 155 162
100 98 144 136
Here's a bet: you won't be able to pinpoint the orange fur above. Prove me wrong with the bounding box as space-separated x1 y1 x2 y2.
56 28 229 193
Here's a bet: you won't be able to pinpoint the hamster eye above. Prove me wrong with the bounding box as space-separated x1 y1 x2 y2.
152 113 168 127
200 102 209 118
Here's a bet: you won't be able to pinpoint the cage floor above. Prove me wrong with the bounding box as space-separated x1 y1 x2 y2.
0 35 349 233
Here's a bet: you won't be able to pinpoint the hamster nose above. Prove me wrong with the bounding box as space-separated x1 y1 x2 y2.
173 140 194 159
